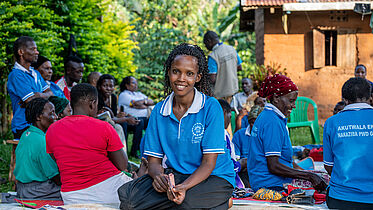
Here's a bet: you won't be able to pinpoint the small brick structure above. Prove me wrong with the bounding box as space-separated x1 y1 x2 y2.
241 1 373 123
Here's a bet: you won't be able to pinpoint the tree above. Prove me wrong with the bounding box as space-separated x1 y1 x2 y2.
0 0 138 136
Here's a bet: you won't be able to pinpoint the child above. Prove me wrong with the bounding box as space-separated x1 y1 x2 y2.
118 44 235 209
218 99 246 188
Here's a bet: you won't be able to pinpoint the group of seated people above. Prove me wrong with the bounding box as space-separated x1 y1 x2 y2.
7 36 373 209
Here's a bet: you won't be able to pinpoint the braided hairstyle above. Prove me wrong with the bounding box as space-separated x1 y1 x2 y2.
163 43 212 97
25 98 49 125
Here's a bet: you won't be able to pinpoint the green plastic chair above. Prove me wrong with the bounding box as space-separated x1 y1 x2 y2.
231 111 236 132
287 96 321 144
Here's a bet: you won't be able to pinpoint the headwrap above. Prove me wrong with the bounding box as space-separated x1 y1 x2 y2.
31 55 50 70
248 105 264 121
49 96 69 115
258 74 298 100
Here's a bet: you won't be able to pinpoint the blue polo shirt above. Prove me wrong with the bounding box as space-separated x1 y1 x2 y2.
248 103 293 191
208 43 242 74
232 127 251 159
7 63 49 133
241 115 249 129
323 103 373 204
143 89 235 187
49 81 66 99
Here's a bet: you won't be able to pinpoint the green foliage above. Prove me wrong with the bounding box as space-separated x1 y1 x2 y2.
0 0 138 135
123 0 256 101
244 62 287 90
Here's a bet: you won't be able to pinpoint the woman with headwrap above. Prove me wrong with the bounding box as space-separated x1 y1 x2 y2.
247 74 327 193
48 96 72 120
32 56 66 99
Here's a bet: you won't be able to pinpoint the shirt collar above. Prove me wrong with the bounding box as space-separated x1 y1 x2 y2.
28 125 45 135
340 103 373 112
245 126 251 136
212 42 223 51
160 88 206 116
14 62 32 72
264 102 286 119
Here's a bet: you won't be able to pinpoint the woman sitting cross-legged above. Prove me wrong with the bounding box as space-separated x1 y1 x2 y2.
118 44 235 209
14 98 61 200
248 74 327 192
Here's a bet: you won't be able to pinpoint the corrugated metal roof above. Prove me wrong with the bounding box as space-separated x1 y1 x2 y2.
241 0 370 7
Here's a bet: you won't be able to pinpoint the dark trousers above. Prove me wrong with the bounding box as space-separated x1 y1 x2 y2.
120 117 147 156
12 126 29 140
326 188 373 209
118 168 234 210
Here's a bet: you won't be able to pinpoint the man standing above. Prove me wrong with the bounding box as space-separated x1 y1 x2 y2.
7 36 53 139
56 56 84 100
203 31 242 102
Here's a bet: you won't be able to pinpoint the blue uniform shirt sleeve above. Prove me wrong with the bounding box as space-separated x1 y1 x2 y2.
207 56 218 74
143 104 164 158
8 71 35 101
202 99 225 154
232 132 241 158
262 120 283 157
237 53 242 65
323 120 334 166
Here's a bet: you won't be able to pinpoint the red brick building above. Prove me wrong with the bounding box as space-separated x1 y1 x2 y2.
240 0 373 123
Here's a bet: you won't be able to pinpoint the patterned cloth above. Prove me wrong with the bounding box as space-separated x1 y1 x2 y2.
258 74 298 100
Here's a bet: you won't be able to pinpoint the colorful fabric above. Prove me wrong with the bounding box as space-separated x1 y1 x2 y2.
7 62 49 133
252 188 283 201
14 126 59 183
258 74 298 100
46 115 124 192
48 96 69 115
323 103 373 204
248 103 293 191
143 88 236 187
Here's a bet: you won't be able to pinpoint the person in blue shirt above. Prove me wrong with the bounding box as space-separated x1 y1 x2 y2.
7 36 53 139
324 77 373 209
31 55 66 99
118 43 235 209
248 74 326 192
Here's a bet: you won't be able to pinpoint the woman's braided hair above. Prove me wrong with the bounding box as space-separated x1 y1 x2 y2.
163 43 212 97
25 98 49 125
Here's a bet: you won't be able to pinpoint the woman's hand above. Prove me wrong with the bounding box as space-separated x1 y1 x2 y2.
152 174 169 193
308 173 327 192
168 183 187 204
126 117 140 125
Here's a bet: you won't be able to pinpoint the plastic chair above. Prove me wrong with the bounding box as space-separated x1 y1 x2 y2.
231 111 236 133
288 96 320 144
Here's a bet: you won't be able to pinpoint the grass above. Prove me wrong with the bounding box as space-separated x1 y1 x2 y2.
0 142 14 192
289 125 323 146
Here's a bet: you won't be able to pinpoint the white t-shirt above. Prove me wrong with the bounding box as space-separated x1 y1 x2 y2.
118 90 148 118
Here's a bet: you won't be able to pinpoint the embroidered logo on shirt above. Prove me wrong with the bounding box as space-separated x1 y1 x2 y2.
192 123 204 143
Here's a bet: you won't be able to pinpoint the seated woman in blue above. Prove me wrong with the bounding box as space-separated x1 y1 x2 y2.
248 74 326 192
118 43 235 209
324 77 373 209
